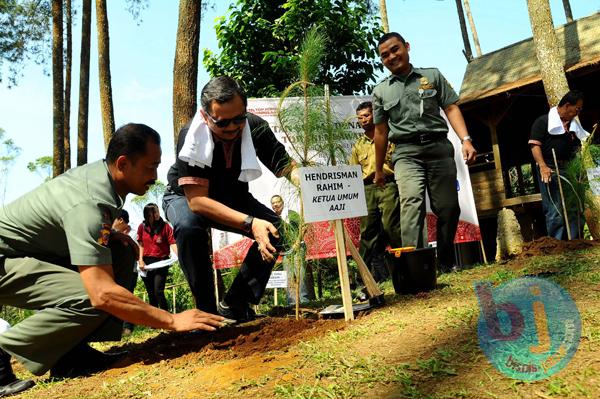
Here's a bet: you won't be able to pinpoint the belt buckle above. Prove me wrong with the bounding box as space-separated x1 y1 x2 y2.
418 133 432 144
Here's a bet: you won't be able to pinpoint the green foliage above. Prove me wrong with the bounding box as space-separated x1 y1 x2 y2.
0 0 51 86
130 180 166 212
0 127 21 203
0 306 33 326
274 28 361 317
26 155 52 182
278 27 355 166
561 143 600 228
124 0 149 24
203 0 383 97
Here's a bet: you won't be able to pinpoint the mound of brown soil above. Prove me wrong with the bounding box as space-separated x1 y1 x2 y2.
519 236 600 258
117 317 345 367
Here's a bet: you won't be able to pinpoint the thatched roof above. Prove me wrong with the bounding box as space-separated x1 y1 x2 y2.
459 12 600 105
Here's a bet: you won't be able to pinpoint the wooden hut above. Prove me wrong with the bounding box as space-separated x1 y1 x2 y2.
458 12 600 255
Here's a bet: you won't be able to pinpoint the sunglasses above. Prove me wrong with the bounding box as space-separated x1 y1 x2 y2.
204 111 247 128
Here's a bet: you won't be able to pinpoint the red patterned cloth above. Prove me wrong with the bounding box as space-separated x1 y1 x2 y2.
212 218 362 269
426 213 482 244
304 218 361 260
212 238 254 270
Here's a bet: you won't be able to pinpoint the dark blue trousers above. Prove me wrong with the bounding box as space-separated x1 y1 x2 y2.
163 192 283 313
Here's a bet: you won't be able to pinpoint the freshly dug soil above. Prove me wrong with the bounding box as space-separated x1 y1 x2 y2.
113 317 346 368
518 236 600 258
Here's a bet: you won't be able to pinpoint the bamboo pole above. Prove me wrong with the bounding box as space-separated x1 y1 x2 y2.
552 148 571 240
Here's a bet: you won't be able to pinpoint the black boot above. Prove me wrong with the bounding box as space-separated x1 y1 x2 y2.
0 348 34 397
50 343 127 379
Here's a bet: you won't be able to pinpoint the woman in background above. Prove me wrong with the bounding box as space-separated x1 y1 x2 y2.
137 203 177 310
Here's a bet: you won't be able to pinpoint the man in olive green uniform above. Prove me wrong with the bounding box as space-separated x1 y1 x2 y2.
372 32 477 272
350 101 401 282
0 124 222 395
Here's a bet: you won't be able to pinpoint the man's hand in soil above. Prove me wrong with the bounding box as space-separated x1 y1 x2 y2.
171 309 225 332
251 218 279 262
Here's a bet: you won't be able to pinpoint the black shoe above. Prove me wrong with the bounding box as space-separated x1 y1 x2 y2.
0 348 35 397
217 301 261 324
0 379 35 397
50 344 127 379
0 379 35 398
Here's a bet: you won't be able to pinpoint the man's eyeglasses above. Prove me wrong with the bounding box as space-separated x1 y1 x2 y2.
204 111 247 128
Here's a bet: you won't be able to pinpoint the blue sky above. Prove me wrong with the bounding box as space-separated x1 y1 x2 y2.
0 0 598 219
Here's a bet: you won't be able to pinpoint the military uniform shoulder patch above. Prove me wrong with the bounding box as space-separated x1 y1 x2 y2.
97 223 111 246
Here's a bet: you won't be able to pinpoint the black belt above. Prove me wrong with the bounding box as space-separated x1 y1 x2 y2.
364 175 395 185
396 133 445 145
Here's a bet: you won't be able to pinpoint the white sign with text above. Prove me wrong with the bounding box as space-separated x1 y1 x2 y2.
266 271 288 289
300 165 368 223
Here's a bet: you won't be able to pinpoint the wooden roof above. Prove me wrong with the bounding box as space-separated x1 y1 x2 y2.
459 12 600 105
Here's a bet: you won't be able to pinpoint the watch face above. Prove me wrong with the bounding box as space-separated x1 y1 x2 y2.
243 216 253 233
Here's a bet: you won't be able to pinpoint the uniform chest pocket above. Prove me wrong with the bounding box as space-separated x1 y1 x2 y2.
382 97 402 120
383 97 400 111
419 88 439 115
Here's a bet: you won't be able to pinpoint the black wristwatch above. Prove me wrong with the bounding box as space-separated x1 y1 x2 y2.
242 215 254 234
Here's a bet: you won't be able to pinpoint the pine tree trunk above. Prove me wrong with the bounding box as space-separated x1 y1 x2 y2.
52 0 65 177
562 0 573 22
455 0 473 61
463 0 481 57
172 0 201 151
527 0 570 106
63 0 72 171
77 0 91 166
96 0 115 149
378 0 389 33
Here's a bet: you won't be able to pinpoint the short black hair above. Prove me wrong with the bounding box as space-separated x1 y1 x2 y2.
378 32 406 47
271 194 283 202
118 209 129 223
558 90 584 107
356 101 372 113
200 76 248 114
106 123 161 164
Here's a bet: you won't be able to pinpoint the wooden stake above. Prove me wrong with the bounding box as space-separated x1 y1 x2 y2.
213 266 220 306
172 285 177 313
552 148 571 240
333 219 354 321
343 227 382 297
274 288 278 306
479 239 488 264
